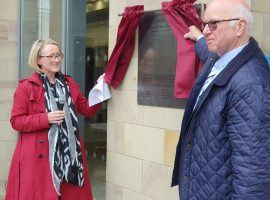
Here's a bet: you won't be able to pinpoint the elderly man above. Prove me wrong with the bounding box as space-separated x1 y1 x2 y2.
171 0 270 199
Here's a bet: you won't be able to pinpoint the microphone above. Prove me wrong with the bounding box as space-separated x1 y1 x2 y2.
58 95 66 126
58 95 65 111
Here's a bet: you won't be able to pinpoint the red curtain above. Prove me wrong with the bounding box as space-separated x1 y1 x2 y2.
104 5 144 88
162 0 203 99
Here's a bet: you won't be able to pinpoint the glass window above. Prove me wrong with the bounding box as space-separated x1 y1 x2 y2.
20 0 62 78
85 1 109 199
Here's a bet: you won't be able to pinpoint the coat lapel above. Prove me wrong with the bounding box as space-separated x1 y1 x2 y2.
27 73 46 110
181 55 218 134
64 75 80 106
191 37 259 118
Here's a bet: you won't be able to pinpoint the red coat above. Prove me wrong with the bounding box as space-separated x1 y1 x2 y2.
5 73 101 200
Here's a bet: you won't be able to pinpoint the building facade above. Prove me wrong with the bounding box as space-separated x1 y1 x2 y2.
1 0 270 200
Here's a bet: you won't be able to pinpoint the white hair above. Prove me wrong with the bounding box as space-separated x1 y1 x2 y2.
231 3 254 34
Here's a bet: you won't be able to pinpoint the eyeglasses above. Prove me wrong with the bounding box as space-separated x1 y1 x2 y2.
203 18 240 31
39 52 64 62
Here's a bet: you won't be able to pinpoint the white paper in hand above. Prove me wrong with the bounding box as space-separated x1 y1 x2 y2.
88 77 112 106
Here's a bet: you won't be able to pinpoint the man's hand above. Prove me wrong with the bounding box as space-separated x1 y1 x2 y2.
184 25 203 42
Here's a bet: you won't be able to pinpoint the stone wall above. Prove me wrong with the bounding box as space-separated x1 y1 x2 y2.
106 1 182 199
0 0 18 199
105 0 270 200
251 0 270 54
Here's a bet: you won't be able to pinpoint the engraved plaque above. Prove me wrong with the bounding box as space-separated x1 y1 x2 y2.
138 10 187 108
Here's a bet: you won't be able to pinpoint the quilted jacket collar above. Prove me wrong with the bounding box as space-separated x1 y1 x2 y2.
194 37 260 112
213 37 259 86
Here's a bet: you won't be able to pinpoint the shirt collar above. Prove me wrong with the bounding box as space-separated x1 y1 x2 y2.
215 43 248 70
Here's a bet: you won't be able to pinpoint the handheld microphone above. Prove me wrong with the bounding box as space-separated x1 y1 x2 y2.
59 95 65 111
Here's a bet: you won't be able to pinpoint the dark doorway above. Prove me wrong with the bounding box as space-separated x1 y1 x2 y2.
85 1 109 199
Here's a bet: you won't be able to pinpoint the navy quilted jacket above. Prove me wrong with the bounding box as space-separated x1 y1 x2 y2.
171 37 270 200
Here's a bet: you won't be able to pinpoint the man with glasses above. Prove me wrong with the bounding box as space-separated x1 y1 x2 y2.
171 0 270 199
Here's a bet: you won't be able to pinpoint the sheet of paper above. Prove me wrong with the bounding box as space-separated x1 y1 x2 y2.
88 77 112 106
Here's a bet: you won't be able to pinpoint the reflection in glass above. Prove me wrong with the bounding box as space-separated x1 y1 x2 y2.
20 0 62 78
85 1 109 199
138 10 187 108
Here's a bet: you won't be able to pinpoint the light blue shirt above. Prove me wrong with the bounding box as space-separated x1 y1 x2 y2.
203 42 248 90
194 38 248 109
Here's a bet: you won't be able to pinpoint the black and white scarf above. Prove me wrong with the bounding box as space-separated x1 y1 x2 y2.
40 73 84 195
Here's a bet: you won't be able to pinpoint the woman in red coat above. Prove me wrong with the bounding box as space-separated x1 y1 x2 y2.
5 39 101 200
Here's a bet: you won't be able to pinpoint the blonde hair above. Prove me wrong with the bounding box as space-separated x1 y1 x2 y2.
28 39 61 72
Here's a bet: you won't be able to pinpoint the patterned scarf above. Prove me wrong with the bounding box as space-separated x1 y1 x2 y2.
40 73 84 195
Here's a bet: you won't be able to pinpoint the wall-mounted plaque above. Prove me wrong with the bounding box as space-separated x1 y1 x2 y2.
138 10 187 108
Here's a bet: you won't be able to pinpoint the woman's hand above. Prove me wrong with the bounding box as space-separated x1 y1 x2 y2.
48 111 65 124
97 73 105 83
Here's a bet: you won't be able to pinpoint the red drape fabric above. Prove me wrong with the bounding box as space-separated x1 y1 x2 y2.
104 5 144 88
162 0 203 99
